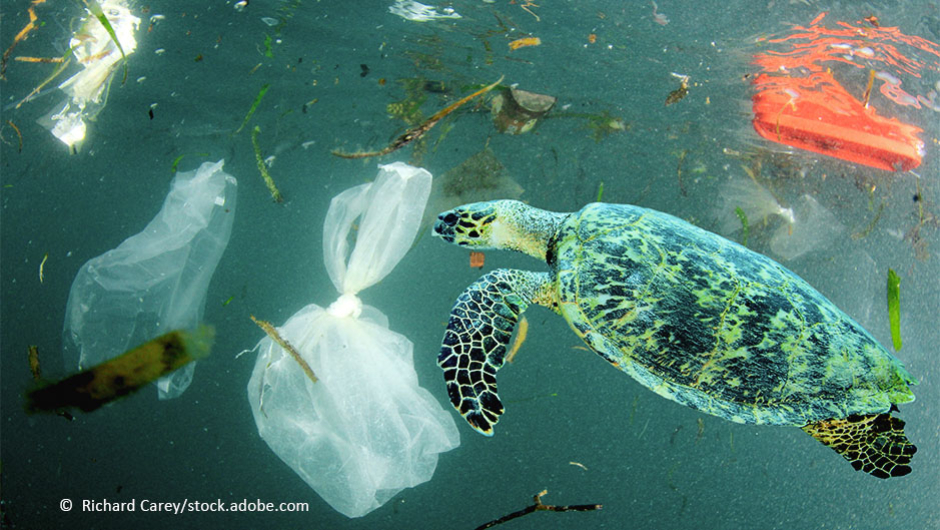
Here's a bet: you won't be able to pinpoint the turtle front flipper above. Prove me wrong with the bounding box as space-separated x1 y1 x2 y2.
802 413 916 479
439 268 554 435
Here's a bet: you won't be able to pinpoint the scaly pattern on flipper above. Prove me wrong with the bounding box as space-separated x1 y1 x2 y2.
438 269 551 435
802 413 916 478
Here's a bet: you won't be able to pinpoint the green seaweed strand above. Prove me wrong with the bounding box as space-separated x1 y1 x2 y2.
596 181 604 202
80 0 128 85
263 34 274 58
236 84 271 134
734 207 749 247
170 153 210 173
251 126 283 203
887 269 902 351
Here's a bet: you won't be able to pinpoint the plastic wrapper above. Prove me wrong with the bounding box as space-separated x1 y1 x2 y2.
717 176 793 235
247 162 459 518
40 0 140 151
769 193 844 261
63 160 236 399
389 0 461 21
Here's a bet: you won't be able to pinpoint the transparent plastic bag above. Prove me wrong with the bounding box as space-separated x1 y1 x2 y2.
247 162 459 518
41 1 141 150
63 160 236 399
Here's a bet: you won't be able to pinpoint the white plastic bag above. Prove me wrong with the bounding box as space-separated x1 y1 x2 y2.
41 0 141 150
63 160 236 399
247 162 459 518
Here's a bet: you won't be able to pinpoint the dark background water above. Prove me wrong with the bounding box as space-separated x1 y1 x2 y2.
2 1 938 529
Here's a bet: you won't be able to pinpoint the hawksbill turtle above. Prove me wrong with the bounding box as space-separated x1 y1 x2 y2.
433 200 917 479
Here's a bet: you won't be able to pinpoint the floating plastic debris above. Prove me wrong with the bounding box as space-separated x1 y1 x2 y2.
750 12 939 171
63 161 236 399
491 87 556 134
718 176 793 236
247 163 459 518
651 1 669 26
389 0 461 22
508 37 541 51
38 0 140 151
769 194 844 261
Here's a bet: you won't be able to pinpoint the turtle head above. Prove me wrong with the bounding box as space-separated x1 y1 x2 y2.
434 202 500 248
433 200 564 261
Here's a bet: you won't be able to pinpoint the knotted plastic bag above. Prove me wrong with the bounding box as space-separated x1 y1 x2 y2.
63 160 236 399
247 162 459 518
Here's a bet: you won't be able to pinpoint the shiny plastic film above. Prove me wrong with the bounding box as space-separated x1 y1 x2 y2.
62 160 237 399
40 0 141 151
247 162 459 518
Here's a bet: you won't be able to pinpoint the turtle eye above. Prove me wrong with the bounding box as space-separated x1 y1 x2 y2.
440 212 459 226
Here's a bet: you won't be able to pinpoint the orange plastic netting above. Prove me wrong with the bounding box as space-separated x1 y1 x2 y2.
751 12 939 171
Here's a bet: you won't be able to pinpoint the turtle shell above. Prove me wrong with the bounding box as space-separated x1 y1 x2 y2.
551 203 915 426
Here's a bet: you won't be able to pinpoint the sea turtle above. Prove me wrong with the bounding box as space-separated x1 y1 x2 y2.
433 200 917 478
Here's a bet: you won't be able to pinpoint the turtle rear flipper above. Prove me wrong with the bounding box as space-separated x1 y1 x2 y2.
439 269 553 435
802 414 916 479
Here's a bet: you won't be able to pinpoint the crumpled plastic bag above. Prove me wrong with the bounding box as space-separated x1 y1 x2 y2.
63 160 236 399
39 0 141 151
247 162 459 518
769 194 844 261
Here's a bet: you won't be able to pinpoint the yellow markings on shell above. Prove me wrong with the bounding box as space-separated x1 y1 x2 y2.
692 281 743 387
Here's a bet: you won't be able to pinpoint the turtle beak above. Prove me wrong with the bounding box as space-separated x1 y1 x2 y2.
433 211 459 243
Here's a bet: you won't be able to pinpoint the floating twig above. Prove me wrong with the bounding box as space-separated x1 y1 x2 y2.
14 56 65 63
38 252 48 283
518 1 541 22
473 489 602 530
251 126 284 202
862 69 876 108
332 75 504 159
852 198 885 240
6 120 23 153
28 345 41 381
15 53 72 109
1 0 47 79
250 315 317 384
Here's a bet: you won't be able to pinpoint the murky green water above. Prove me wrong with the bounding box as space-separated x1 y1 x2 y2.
2 1 938 529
